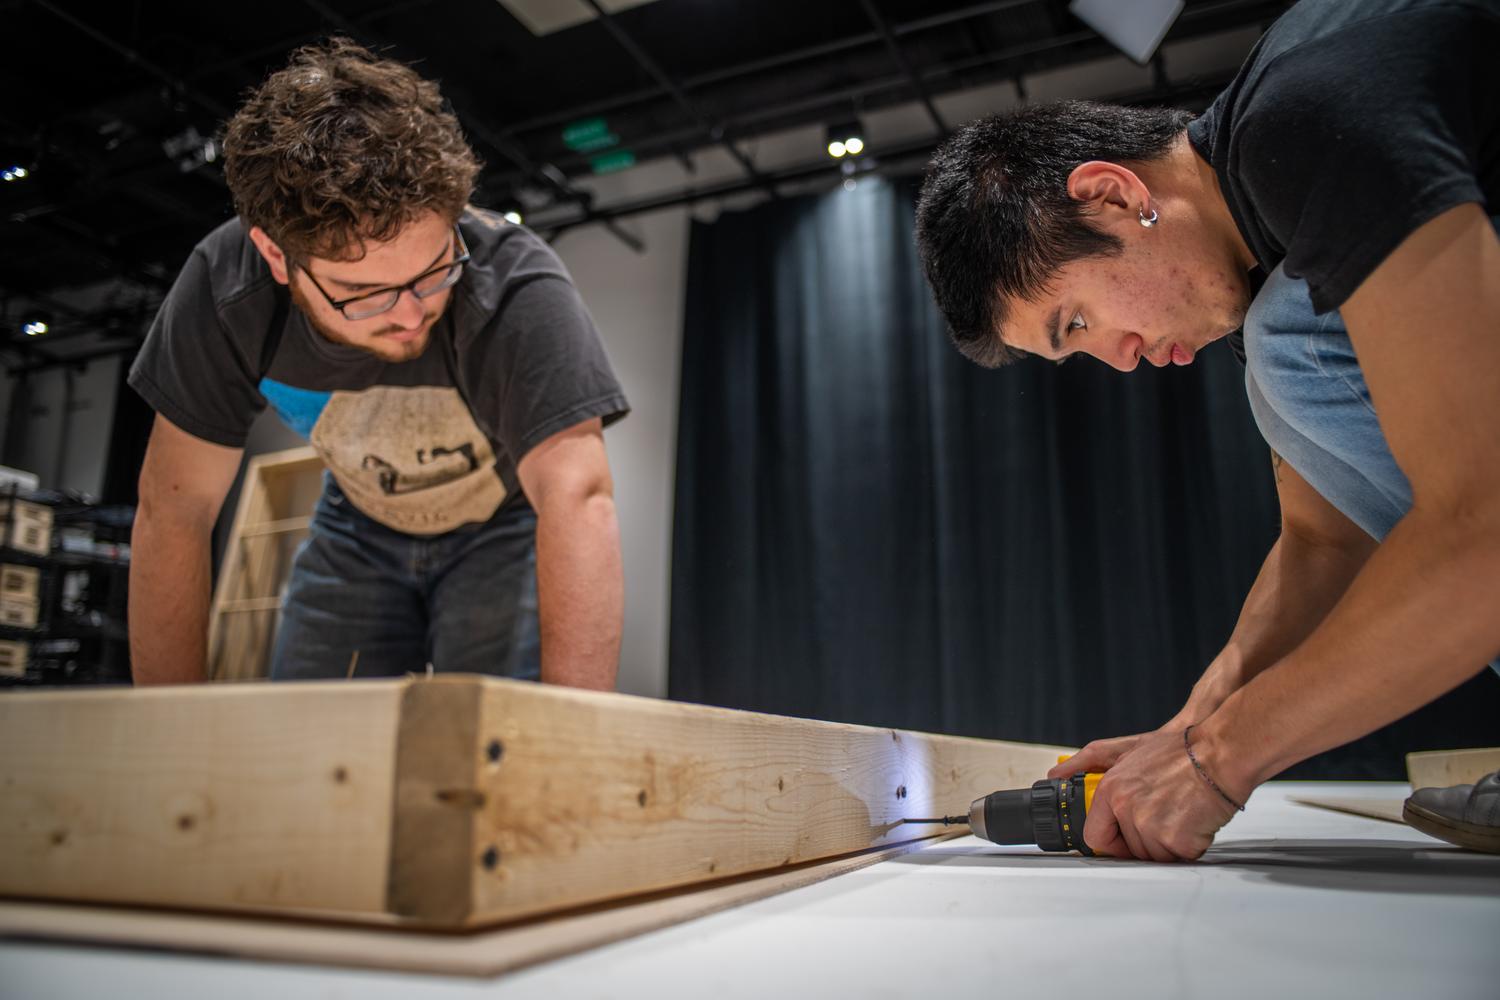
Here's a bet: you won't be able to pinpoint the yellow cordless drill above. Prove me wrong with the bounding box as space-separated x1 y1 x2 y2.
905 764 1103 855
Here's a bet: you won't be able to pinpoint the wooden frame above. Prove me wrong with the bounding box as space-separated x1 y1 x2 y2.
207 446 324 681
1407 747 1500 790
0 676 1066 928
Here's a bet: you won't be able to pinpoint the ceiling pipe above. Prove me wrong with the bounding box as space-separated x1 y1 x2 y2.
295 0 644 252
859 0 948 136
576 0 778 200
30 0 231 120
502 0 1047 140
535 73 1231 236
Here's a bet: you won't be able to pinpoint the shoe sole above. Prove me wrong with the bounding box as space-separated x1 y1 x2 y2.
1403 799 1500 854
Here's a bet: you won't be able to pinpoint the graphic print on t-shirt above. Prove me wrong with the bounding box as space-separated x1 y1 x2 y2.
259 378 507 535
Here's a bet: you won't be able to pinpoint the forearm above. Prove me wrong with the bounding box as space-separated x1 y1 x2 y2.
128 506 213 684
1202 504 1500 790
533 492 622 690
1171 531 1370 725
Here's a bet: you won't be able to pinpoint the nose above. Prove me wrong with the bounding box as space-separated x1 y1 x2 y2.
1095 332 1143 372
390 289 427 329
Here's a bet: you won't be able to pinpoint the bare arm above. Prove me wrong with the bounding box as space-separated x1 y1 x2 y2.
516 417 622 691
1056 455 1376 775
129 415 243 684
1077 203 1500 861
1203 202 1500 790
1169 454 1378 725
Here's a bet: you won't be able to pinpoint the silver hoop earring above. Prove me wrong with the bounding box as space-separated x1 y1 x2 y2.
1139 206 1159 228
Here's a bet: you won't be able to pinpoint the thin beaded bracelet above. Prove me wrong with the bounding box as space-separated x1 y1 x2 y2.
1184 724 1246 812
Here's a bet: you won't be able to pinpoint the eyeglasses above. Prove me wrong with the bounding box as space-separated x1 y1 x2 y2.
297 225 470 321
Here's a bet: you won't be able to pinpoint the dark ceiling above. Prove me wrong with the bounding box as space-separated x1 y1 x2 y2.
1 0 1289 369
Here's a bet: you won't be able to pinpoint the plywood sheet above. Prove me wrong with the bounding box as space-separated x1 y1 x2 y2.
1289 795 1407 825
0 836 953 978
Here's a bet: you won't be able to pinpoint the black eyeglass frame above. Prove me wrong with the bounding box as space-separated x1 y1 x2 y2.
296 225 470 320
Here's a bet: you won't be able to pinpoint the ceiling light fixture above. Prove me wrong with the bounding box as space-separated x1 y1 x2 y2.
826 120 865 160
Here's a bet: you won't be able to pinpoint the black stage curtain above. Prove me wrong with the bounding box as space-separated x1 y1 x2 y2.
669 176 1498 779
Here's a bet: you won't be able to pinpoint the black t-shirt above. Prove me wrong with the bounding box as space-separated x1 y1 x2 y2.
129 207 629 535
1189 0 1500 323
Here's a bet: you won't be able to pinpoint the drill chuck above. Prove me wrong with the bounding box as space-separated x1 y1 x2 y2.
967 775 1096 855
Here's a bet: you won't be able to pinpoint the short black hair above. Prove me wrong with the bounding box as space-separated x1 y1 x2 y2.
914 101 1194 367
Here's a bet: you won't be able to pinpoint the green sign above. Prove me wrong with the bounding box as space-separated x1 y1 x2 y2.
590 150 637 175
562 117 612 151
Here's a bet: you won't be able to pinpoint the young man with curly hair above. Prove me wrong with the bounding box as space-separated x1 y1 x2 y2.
916 0 1500 856
128 40 628 690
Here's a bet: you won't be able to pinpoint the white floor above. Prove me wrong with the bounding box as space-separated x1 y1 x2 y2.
2 783 1497 1000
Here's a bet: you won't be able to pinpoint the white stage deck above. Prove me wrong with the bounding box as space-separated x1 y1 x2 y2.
3 782 1497 999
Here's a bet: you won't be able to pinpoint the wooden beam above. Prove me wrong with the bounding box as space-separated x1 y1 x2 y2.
207 446 323 681
217 597 285 614
0 676 1068 928
237 516 314 539
1407 747 1500 790
0 682 402 918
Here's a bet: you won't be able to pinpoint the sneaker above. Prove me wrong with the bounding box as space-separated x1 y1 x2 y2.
1403 770 1500 853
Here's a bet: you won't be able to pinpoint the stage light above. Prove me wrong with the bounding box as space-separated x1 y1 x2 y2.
2 166 28 182
23 321 47 336
503 210 523 225
826 120 864 159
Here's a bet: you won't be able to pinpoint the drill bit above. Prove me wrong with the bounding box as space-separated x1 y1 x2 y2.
898 816 969 825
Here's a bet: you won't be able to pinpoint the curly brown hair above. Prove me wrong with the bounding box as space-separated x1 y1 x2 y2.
222 38 481 262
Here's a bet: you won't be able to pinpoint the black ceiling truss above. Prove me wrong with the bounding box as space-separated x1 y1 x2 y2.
489 0 1283 186
30 0 232 121
294 0 645 253
498 0 1045 142
541 71 1234 238
859 0 948 135
1 0 1289 370
577 0 778 201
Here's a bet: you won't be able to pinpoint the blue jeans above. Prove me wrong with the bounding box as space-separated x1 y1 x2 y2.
1243 264 1499 676
269 476 541 681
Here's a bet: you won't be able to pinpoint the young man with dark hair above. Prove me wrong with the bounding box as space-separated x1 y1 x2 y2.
916 0 1500 857
129 40 629 689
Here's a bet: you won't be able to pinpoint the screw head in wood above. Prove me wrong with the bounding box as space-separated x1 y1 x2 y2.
486 739 503 763
481 845 500 871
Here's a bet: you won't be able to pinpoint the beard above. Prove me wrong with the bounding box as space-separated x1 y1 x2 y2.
287 280 444 363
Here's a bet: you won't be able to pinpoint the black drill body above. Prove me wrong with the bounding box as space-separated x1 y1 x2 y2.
965 775 1094 855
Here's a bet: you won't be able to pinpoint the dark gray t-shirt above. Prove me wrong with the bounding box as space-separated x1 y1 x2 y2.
1189 0 1500 317
129 207 629 535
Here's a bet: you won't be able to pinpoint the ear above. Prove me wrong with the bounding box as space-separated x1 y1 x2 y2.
1066 161 1151 229
247 226 292 285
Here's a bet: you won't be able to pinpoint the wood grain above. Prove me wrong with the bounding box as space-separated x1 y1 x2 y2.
1 676 1067 928
469 678 1067 925
0 682 402 916
386 679 483 923
1407 747 1500 790
207 446 323 681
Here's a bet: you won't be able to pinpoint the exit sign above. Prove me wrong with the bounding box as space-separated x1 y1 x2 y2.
562 118 619 153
